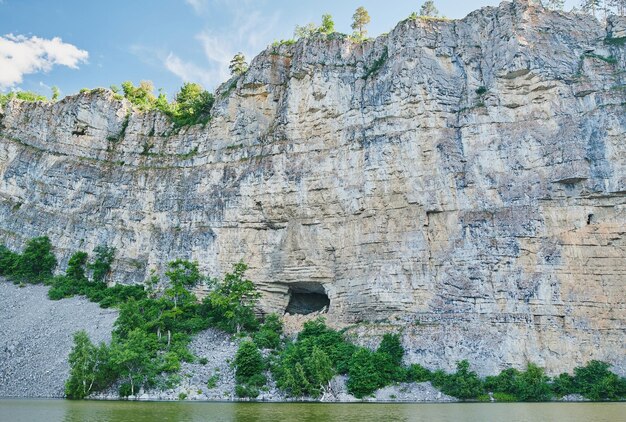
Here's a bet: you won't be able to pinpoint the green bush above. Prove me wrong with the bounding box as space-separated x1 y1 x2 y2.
377 334 404 367
66 251 88 282
234 341 266 398
432 360 483 400
571 360 626 401
347 348 386 398
202 262 260 334
234 341 264 383
0 91 48 108
235 384 259 398
0 245 19 276
253 313 283 349
492 392 517 402
89 245 115 283
405 363 432 382
13 237 57 283
485 364 551 401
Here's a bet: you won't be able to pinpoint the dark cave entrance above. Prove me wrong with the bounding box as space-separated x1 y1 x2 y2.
285 282 330 315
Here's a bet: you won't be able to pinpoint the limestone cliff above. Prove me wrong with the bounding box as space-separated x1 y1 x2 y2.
0 0 624 376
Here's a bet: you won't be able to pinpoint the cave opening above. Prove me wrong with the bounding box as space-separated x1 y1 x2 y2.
285 282 330 315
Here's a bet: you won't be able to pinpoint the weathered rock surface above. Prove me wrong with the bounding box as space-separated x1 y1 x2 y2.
0 0 624 376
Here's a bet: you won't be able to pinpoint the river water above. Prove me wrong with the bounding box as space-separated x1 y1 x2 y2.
1 400 624 422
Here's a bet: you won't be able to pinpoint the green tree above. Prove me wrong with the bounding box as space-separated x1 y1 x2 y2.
253 313 283 349
420 1 440 17
229 53 248 76
15 236 57 282
306 346 335 397
347 348 384 397
66 251 88 282
377 334 404 367
88 245 115 283
164 259 202 308
573 360 626 400
0 245 19 276
111 329 157 397
351 6 371 40
51 86 60 101
514 363 552 401
207 261 260 333
234 340 264 383
294 22 318 39
121 80 157 110
432 360 483 400
65 331 111 399
281 362 311 398
320 14 335 34
169 83 214 126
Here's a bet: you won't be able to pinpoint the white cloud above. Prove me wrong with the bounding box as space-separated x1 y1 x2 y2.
164 2 280 90
0 34 88 89
185 0 206 14
164 52 216 88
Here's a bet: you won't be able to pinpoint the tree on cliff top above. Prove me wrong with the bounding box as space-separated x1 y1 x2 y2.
420 1 440 17
351 6 371 40
229 53 248 76
544 0 565 10
320 14 335 34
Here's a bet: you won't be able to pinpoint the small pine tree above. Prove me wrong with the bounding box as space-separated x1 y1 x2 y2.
351 6 371 40
320 14 335 34
229 53 248 76
51 86 60 101
420 0 440 17
294 22 317 39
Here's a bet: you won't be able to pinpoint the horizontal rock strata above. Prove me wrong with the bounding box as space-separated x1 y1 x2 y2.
0 0 624 375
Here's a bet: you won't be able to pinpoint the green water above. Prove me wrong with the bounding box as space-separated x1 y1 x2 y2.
1 400 624 422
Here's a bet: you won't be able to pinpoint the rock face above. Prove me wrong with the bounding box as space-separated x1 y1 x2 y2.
0 1 624 375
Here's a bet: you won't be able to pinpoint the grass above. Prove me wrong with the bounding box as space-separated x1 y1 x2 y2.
584 53 618 65
604 37 626 46
363 47 389 79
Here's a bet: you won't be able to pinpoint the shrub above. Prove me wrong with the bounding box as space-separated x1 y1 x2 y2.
405 363 432 382
572 360 626 401
484 364 552 401
377 334 404 366
234 341 264 384
493 392 517 402
0 245 19 276
253 313 283 349
235 384 259 398
66 251 88 282
89 245 115 283
234 341 265 397
203 262 260 334
347 348 385 398
14 236 57 283
432 360 483 400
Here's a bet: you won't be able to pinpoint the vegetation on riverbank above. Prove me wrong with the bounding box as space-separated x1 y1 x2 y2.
1 236 625 402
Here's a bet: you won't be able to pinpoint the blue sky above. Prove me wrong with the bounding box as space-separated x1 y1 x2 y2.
0 0 580 99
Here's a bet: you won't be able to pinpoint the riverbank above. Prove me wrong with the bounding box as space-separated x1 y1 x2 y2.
0 280 456 402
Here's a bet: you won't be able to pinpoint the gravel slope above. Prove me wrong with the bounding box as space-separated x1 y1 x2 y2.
0 280 118 398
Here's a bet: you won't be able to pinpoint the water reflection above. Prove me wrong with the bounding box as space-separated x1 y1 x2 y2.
0 400 624 422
